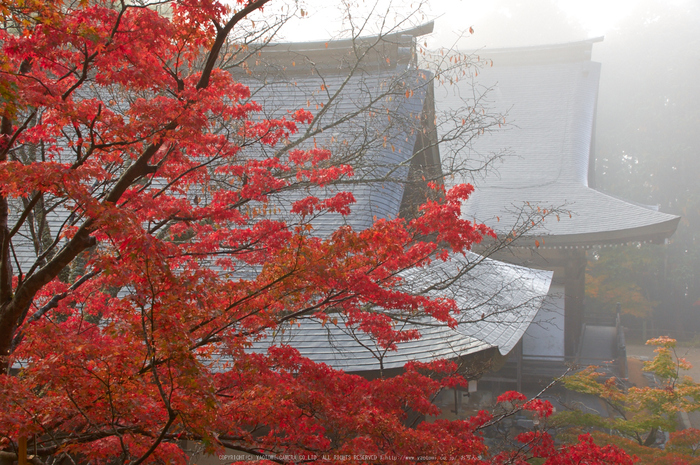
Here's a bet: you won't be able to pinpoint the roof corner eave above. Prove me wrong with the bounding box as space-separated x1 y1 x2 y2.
512 215 681 249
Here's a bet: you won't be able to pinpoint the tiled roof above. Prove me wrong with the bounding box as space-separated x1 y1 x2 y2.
239 68 431 236
252 253 551 372
435 39 679 247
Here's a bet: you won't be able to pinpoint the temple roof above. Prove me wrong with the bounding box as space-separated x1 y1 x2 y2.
239 67 430 236
252 254 551 372
435 38 680 247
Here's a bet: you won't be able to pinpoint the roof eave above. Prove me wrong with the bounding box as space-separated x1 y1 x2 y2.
512 215 681 249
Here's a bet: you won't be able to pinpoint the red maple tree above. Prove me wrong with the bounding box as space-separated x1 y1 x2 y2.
0 0 634 463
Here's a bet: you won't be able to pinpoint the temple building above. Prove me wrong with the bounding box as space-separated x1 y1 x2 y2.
239 24 554 377
244 32 680 386
436 38 680 385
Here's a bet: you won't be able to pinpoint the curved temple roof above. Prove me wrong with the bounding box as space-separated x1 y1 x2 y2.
436 38 680 248
253 254 552 373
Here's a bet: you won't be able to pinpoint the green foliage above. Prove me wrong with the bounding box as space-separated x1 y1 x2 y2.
561 337 700 447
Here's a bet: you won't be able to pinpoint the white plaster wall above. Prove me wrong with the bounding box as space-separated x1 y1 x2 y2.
522 285 565 360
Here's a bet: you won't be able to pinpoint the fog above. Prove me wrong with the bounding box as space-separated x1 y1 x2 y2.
277 0 652 47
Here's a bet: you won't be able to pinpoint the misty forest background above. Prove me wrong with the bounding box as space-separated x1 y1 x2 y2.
590 1 699 341
447 0 700 341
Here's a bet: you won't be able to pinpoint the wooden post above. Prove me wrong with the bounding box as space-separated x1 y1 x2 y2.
452 388 459 417
564 250 586 357
18 436 27 465
516 339 523 393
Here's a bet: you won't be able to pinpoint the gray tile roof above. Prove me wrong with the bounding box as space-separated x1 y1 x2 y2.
252 252 551 372
239 68 430 236
409 253 552 354
435 40 680 247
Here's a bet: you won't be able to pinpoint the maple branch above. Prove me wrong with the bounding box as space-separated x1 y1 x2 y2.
0 1 173 365
60 1 130 101
0 110 37 162
198 0 272 90
21 425 150 458
0 131 170 363
7 192 41 240
1 0 278 365
10 270 100 349
130 412 177 465
477 370 570 431
186 267 300 337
